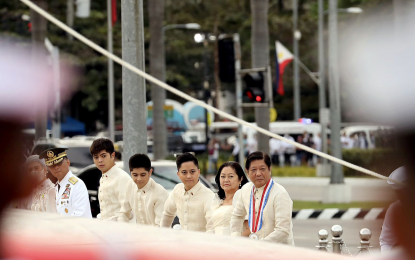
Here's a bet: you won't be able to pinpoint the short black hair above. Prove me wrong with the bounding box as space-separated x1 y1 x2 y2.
176 152 199 170
114 151 122 160
129 153 151 172
215 161 249 200
245 151 271 170
90 138 115 156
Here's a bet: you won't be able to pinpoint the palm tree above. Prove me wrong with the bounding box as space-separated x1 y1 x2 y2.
251 0 270 153
148 0 167 160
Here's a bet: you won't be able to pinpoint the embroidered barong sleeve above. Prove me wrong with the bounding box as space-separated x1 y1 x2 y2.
263 191 292 242
103 173 130 221
46 187 57 213
204 194 215 233
117 181 134 222
154 188 169 227
230 189 246 237
160 189 177 228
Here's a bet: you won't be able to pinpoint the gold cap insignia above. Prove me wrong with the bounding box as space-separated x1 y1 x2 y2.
47 151 54 158
40 148 68 167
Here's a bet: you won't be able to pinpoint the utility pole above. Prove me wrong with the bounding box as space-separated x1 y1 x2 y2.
233 34 245 165
32 0 48 140
318 0 328 172
107 0 115 141
251 0 270 153
45 38 61 139
328 0 343 184
67 0 74 40
149 0 167 160
121 0 147 168
293 0 301 121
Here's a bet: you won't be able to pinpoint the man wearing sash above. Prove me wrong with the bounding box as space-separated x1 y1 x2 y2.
230 151 294 244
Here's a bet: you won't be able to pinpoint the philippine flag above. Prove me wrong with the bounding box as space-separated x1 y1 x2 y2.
275 41 294 96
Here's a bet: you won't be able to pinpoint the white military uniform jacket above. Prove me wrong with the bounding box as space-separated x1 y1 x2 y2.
55 171 92 218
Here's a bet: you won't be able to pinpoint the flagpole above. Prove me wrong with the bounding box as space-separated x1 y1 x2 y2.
107 0 115 141
292 0 301 121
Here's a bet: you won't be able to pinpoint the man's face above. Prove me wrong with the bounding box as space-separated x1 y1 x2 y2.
48 158 70 182
93 150 115 173
247 159 271 188
177 161 200 191
26 161 47 184
131 167 152 189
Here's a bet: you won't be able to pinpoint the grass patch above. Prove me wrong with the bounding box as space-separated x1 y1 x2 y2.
272 166 316 177
293 201 391 210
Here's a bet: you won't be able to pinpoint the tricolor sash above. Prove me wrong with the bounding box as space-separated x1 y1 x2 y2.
248 178 274 233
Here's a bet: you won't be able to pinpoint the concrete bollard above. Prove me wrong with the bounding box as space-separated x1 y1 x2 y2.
316 229 329 251
331 225 343 254
357 228 372 254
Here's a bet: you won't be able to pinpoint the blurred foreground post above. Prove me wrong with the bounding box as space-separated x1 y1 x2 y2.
31 0 48 141
121 0 147 167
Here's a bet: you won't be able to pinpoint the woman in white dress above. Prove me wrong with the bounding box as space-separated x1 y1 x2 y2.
207 161 249 235
23 155 56 212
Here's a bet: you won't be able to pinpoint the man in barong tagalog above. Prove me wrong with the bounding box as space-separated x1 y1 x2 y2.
230 151 294 244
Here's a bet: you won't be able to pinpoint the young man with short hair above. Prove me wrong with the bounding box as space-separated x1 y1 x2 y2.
118 154 169 226
160 153 214 232
230 151 294 244
90 138 131 221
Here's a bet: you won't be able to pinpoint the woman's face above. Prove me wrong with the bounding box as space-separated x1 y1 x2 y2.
219 166 241 194
26 161 47 184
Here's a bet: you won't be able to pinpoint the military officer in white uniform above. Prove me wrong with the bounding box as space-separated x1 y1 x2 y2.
40 148 92 218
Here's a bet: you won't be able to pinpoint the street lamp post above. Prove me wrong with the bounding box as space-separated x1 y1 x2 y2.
328 0 343 184
45 38 61 139
154 23 200 158
318 4 363 177
318 0 328 175
194 32 212 146
293 0 301 121
107 0 115 141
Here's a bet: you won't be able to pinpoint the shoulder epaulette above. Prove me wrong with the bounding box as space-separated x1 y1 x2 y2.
69 176 78 185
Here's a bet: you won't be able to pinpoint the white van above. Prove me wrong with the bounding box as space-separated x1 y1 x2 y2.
341 125 393 148
210 121 325 142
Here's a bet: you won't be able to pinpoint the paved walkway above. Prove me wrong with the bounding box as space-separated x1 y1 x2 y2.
273 177 395 202
206 175 395 202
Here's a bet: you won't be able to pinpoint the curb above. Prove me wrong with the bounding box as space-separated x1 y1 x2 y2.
292 208 386 220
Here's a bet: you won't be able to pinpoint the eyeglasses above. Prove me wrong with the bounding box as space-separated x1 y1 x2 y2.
249 168 268 174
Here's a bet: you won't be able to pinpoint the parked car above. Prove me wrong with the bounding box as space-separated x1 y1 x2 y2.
31 137 96 174
75 160 216 219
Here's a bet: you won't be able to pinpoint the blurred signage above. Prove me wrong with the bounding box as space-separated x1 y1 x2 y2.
148 105 173 118
270 108 277 122
319 108 330 125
